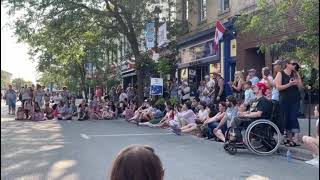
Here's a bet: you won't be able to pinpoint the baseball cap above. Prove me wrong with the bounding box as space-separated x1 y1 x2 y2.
272 59 283 65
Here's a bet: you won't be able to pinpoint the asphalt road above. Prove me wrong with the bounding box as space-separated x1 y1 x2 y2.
1 102 319 180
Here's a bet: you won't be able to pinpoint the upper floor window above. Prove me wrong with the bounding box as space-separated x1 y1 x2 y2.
220 0 230 12
199 0 207 21
182 0 189 21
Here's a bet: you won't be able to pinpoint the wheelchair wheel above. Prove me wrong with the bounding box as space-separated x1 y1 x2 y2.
245 119 281 155
224 143 237 155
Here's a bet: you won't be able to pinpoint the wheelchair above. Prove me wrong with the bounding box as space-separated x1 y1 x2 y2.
224 101 282 155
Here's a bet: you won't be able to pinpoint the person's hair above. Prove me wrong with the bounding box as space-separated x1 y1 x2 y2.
184 100 192 109
110 145 163 180
219 101 227 108
199 101 207 109
235 71 244 80
262 67 271 76
193 97 200 102
226 95 237 106
166 104 174 111
245 81 252 87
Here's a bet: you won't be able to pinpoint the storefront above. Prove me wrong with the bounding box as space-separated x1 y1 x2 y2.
177 21 236 97
120 59 137 89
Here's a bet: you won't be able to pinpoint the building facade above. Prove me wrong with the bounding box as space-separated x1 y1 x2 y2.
176 0 305 96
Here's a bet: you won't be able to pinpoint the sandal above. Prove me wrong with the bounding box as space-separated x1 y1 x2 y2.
285 141 300 147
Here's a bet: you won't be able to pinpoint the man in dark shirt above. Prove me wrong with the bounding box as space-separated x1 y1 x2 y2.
232 82 273 127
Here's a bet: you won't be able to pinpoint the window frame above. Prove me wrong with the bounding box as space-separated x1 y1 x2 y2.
199 0 207 22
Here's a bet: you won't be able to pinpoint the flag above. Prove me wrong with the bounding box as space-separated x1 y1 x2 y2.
213 21 226 51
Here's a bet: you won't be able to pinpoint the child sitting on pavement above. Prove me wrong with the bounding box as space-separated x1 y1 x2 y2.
24 99 34 120
33 102 45 121
44 103 54 120
15 107 25 120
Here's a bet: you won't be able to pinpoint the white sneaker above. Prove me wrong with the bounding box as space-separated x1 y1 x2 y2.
305 157 319 167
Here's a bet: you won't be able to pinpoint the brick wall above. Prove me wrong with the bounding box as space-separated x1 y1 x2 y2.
236 19 306 74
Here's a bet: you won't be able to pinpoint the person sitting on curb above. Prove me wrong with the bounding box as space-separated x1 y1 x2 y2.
109 145 164 180
302 105 319 167
171 101 197 135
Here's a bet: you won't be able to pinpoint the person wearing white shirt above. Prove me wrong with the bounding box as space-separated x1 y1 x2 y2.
246 69 260 86
119 89 128 102
244 81 256 106
171 101 196 135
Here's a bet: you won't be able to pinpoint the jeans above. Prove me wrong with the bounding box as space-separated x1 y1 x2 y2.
280 101 300 133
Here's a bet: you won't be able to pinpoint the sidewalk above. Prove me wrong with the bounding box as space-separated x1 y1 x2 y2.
277 118 317 161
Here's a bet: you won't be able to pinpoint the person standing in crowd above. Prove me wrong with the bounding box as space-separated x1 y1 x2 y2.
213 73 225 103
119 89 128 102
243 81 255 106
95 86 103 101
4 85 17 115
229 71 245 100
246 68 260 86
126 84 135 101
144 85 150 100
179 81 190 103
302 105 319 166
109 145 164 180
109 86 117 102
61 87 70 103
169 79 179 98
197 80 206 99
204 75 215 100
34 84 45 108
275 59 303 147
21 85 30 109
260 67 273 86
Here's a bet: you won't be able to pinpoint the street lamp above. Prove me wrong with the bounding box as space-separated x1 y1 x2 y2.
153 6 161 52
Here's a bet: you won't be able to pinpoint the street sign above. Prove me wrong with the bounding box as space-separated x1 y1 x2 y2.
150 78 163 96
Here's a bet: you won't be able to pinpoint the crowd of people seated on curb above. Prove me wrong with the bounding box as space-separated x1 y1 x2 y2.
3 58 319 166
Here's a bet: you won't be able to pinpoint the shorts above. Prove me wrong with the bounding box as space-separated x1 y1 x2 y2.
8 100 16 109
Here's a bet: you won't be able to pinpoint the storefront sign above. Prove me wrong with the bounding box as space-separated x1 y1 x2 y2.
146 22 155 49
180 39 218 64
231 39 237 57
150 78 163 96
180 68 188 81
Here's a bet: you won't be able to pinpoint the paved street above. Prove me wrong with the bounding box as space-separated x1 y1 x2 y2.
1 102 319 180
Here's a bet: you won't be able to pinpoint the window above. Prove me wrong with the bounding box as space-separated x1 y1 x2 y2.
199 0 207 21
182 0 189 21
220 0 230 12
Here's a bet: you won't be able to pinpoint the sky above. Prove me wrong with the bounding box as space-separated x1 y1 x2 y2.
1 5 38 83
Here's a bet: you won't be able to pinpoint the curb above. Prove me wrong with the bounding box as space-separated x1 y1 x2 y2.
277 145 313 161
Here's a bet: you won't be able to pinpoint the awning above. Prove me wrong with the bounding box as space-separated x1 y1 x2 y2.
122 71 136 78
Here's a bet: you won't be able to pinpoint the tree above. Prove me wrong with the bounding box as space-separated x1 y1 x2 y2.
11 78 33 90
1 70 12 89
3 0 185 104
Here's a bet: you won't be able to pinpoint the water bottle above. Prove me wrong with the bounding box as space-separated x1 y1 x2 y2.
286 150 292 162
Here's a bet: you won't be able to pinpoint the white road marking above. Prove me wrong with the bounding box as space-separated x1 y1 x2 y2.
81 132 173 138
80 133 90 139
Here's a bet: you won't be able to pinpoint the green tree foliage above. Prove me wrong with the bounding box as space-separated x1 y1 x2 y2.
3 0 183 104
235 0 319 88
1 70 12 89
11 78 33 90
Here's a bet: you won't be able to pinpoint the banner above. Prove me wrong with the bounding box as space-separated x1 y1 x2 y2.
85 63 96 79
146 22 155 49
158 22 168 47
150 78 163 96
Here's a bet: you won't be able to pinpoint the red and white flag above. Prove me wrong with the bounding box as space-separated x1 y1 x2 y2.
213 20 226 51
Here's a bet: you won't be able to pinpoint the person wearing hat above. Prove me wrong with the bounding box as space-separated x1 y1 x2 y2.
275 59 303 147
232 82 273 128
246 68 260 86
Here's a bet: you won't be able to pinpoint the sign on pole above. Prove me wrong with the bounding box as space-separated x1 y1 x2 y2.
158 22 168 47
150 78 163 96
146 22 155 49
